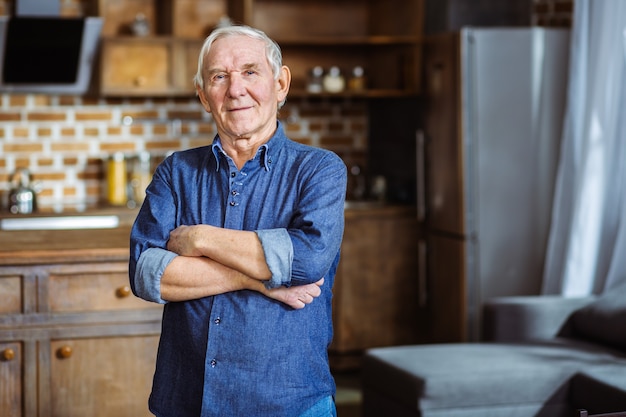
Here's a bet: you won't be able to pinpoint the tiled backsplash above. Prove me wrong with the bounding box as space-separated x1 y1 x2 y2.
0 94 367 213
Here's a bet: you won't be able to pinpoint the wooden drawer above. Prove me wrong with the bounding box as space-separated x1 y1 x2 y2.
48 263 159 313
100 37 200 96
101 38 171 94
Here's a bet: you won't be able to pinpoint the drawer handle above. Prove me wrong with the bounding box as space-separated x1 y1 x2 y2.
57 346 73 359
116 285 132 298
1 348 15 361
134 76 147 87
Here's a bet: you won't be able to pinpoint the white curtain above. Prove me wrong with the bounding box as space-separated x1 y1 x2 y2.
542 0 626 296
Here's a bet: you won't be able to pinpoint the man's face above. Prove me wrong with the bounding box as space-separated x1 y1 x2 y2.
197 35 289 143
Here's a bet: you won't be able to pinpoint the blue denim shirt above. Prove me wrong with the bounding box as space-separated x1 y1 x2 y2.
129 122 347 417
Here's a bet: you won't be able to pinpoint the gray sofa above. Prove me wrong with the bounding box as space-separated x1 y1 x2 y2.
362 285 626 417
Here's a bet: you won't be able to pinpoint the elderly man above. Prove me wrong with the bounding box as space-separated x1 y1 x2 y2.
129 24 347 417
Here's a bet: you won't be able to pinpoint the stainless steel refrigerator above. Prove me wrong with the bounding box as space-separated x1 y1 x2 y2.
418 28 570 342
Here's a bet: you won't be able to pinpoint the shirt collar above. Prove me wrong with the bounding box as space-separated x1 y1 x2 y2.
210 121 286 172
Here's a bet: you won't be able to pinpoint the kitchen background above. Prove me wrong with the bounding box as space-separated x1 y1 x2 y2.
0 0 572 213
0 1 582 416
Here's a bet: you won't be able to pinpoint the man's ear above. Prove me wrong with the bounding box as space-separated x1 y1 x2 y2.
197 87 212 113
276 65 291 103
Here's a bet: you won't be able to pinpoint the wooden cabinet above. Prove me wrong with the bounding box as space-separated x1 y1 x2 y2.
0 228 162 417
96 0 221 96
94 0 424 97
100 37 202 96
330 205 420 369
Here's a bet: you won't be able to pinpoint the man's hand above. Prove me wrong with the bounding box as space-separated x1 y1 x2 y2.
167 225 205 256
167 225 272 281
264 278 324 309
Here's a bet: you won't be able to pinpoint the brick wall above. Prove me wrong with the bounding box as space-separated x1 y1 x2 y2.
0 94 367 212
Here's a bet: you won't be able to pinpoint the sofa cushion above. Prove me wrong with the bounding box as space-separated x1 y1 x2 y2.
363 342 619 417
569 284 626 350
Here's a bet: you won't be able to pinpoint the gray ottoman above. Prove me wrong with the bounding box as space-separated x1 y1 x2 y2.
362 341 614 417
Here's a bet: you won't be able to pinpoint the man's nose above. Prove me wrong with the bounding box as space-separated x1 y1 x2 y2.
227 74 246 96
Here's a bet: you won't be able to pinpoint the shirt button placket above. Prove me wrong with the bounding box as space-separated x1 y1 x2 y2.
208 315 221 369
229 171 243 208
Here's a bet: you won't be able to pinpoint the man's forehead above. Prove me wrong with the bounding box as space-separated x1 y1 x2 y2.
206 37 268 70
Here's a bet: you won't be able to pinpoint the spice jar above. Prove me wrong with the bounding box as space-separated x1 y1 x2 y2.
323 66 345 93
306 66 324 93
127 151 152 208
348 66 366 91
131 13 150 37
106 152 127 206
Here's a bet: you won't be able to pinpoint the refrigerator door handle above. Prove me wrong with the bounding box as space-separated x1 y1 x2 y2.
418 239 428 308
416 129 427 223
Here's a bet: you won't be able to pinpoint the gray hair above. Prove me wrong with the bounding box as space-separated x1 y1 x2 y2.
193 25 283 91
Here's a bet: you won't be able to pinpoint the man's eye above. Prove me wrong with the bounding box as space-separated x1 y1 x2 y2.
212 74 226 82
245 70 256 76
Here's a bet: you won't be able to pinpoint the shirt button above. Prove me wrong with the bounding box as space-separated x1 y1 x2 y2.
231 190 238 196
214 317 221 325
229 201 236 206
210 359 217 367
231 172 236 178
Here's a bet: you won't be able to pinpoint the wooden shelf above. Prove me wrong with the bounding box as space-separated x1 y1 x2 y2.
95 0 424 98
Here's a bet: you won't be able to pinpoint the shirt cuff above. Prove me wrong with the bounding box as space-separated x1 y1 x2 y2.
134 247 177 304
255 228 293 289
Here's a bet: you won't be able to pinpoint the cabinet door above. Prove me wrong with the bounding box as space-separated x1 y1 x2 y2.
49 335 159 417
100 38 200 96
331 210 419 353
0 342 22 417
100 39 172 95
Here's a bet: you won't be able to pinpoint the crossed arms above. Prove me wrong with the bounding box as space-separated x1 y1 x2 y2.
129 147 346 310
160 224 323 309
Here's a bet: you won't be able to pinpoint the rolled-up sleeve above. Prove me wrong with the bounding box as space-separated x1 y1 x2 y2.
133 247 177 304
255 228 293 289
286 153 347 285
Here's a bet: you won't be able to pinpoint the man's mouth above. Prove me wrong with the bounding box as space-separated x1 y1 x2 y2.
229 105 252 112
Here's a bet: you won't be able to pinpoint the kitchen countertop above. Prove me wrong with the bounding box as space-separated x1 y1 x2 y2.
0 226 133 265
0 207 138 265
0 203 416 265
